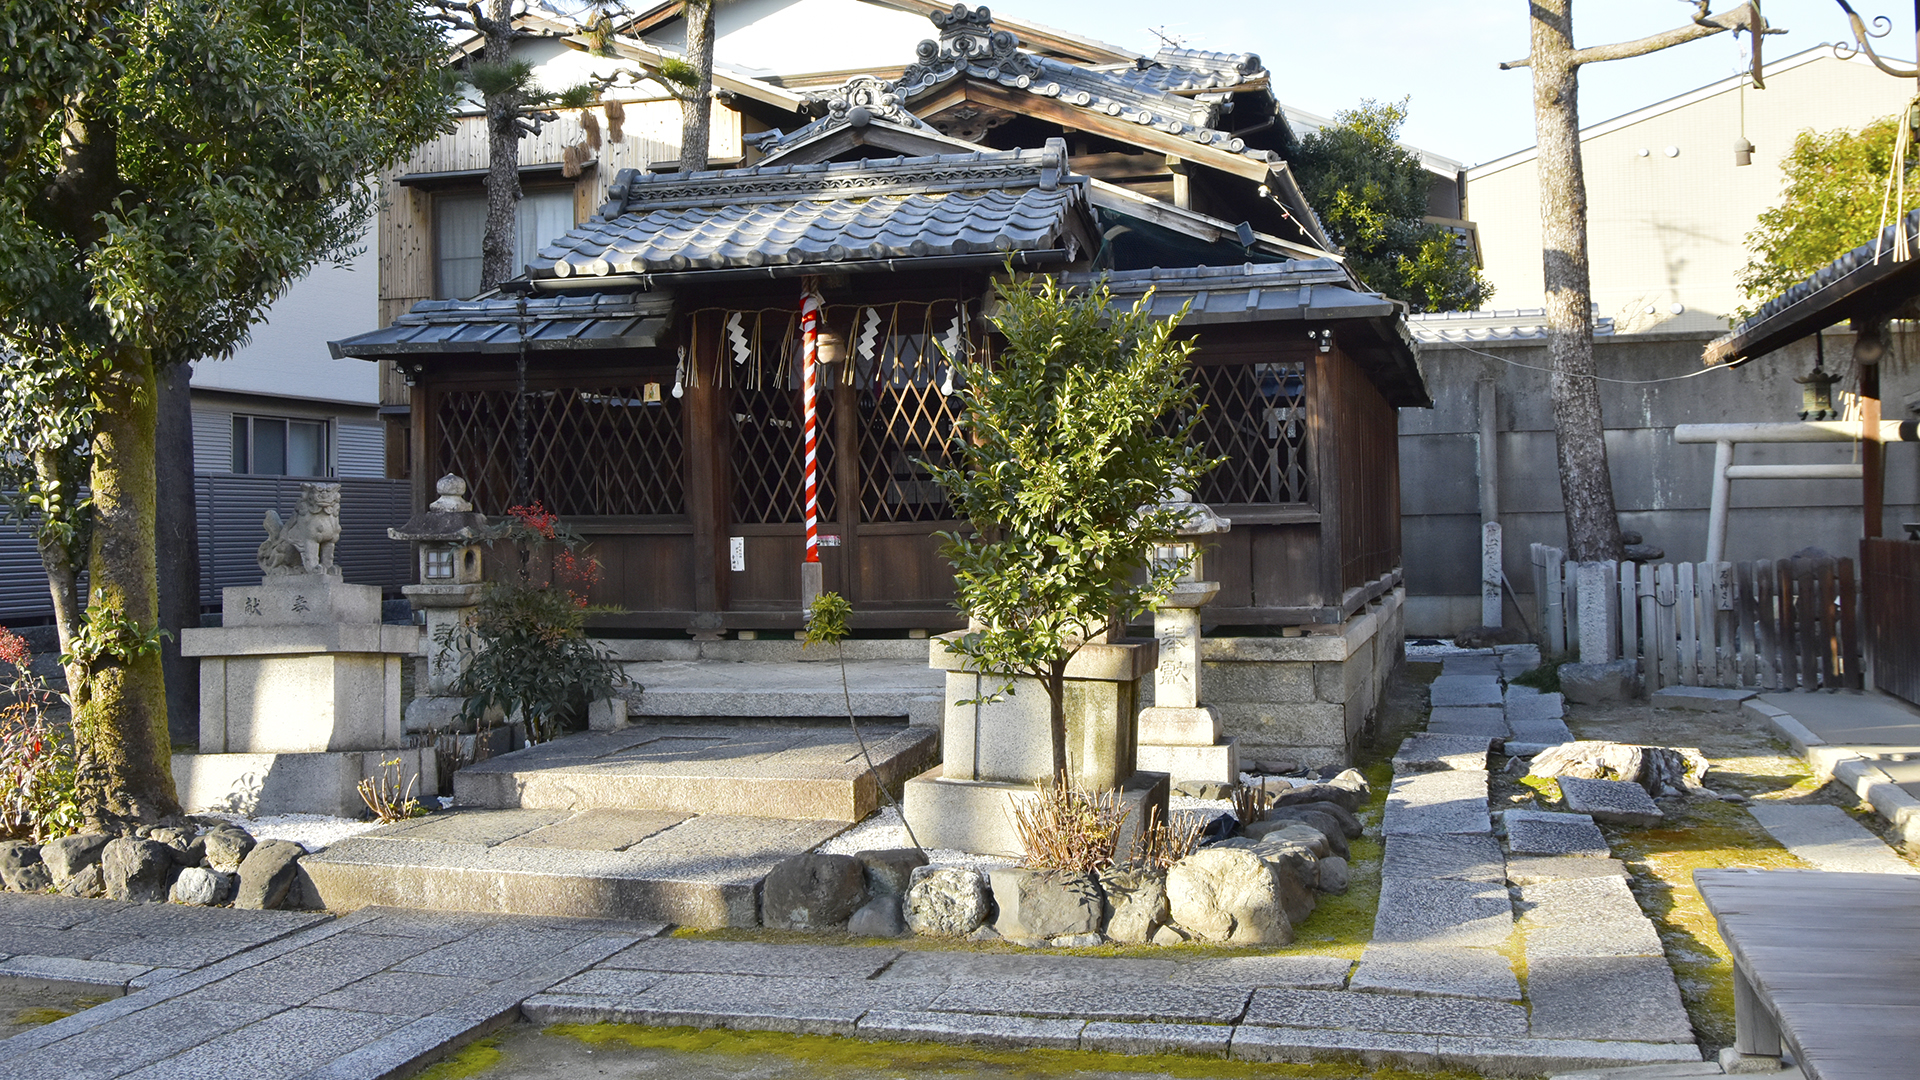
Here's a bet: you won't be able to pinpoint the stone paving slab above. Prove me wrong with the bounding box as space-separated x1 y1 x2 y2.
1651 686 1756 712
1079 1020 1232 1056
3 995 288 1080
1243 987 1527 1037
1442 655 1504 677
858 1008 1088 1049
0 954 154 995
1506 856 1631 886
1228 1024 1437 1068
1426 707 1511 738
601 937 899 978
875 950 1177 983
1525 954 1696 1043
1349 944 1521 1000
1746 801 1920 875
0 893 134 929
622 658 944 719
1558 776 1663 827
1500 647 1543 676
1372 877 1514 947
114 1005 415 1080
1392 733 1494 772
1169 955 1351 989
929 979 1250 1023
1383 770 1491 835
1505 810 1611 857
1519 877 1666 958
1382 835 1506 883
1432 1035 1702 1078
1430 677 1506 708
1505 692 1566 720
1509 719 1577 745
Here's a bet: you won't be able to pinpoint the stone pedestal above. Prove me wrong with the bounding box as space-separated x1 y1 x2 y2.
902 632 1168 856
1136 557 1240 785
176 577 433 817
402 581 486 733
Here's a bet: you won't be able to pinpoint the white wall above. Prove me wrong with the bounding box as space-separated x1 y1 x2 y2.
189 229 381 406
648 0 938 77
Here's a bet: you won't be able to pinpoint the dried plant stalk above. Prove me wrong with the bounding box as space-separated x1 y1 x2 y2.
1129 804 1207 870
560 142 584 178
1230 777 1267 830
580 110 602 150
358 757 423 824
604 99 625 143
1010 780 1130 872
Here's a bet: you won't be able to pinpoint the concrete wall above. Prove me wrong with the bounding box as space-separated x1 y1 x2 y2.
1467 49 1910 337
1399 329 1920 639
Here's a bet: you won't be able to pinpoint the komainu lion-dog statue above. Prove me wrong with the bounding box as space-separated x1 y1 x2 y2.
258 482 343 577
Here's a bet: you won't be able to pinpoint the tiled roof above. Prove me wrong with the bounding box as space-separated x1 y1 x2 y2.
1408 307 1616 344
527 146 1086 280
328 293 672 359
1706 207 1920 364
1109 47 1266 94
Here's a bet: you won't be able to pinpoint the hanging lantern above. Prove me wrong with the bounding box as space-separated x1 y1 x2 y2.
1796 336 1839 421
1733 136 1753 167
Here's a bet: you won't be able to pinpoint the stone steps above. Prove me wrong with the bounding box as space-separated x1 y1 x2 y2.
617 659 943 722
451 723 938 822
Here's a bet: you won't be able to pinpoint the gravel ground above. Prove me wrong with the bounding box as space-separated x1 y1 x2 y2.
200 811 387 853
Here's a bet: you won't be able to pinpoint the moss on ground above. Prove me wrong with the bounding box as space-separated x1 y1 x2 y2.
413 1036 504 1080
544 1023 1489 1079
12 1006 77 1026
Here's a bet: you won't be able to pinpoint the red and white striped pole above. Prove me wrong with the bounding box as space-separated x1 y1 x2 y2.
799 292 824 610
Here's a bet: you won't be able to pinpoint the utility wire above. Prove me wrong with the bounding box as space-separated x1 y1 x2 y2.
1442 340 1742 385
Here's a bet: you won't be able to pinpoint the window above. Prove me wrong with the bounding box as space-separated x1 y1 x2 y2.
1187 360 1310 505
232 416 330 476
433 188 577 299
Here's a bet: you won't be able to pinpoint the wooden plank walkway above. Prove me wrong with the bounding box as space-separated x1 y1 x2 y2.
1696 869 1920 1080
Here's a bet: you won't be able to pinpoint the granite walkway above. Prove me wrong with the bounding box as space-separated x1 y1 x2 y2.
1 649 1708 1079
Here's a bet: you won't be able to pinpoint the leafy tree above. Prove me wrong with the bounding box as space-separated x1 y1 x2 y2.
1501 0 1777 562
0 0 452 821
1739 114 1919 315
929 277 1215 784
1291 99 1492 313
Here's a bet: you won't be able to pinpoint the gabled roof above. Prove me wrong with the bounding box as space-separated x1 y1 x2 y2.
1107 47 1266 95
328 293 674 360
1704 207 1920 366
525 143 1091 282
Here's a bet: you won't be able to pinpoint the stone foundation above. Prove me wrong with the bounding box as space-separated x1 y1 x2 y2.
1186 587 1406 770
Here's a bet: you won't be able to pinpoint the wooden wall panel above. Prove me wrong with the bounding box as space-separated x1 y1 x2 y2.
852 531 958 608
584 533 696 612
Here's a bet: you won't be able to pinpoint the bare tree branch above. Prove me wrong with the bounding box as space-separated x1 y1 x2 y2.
1568 4 1772 66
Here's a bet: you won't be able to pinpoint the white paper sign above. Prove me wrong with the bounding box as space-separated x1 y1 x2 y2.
729 536 745 572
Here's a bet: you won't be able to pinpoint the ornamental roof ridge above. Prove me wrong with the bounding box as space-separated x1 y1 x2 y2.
596 143 1072 217
745 75 936 157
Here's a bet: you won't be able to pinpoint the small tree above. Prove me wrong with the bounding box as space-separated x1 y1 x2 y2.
1739 114 1920 315
929 276 1216 784
1290 99 1492 313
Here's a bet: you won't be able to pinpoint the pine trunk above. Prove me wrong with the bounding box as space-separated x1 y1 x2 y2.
678 0 716 173
78 347 181 822
1530 0 1623 563
479 0 521 292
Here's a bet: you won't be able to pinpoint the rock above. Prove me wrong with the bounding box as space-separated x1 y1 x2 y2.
904 866 990 937
1252 810 1348 858
1317 855 1350 894
1557 776 1664 827
965 923 1001 942
1097 866 1169 944
234 839 305 910
1268 781 1362 815
1620 531 1643 545
202 826 256 874
1454 624 1528 649
1174 780 1235 800
1049 933 1103 947
1531 740 1709 797
1559 659 1642 704
846 894 908 938
761 853 868 930
1623 543 1664 561
1243 819 1333 859
1251 759 1303 776
170 867 235 906
854 848 927 897
1165 848 1294 945
103 838 177 902
59 863 104 898
1149 923 1188 946
1328 769 1370 796
42 833 111 886
0 842 50 892
147 825 201 865
990 868 1103 940
1264 800 1361 839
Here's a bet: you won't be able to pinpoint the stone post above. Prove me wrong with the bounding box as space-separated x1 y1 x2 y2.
1136 491 1239 784
389 475 494 733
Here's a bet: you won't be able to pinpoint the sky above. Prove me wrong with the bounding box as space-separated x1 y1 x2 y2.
989 0 1906 167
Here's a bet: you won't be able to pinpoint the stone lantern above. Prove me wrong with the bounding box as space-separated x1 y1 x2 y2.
1137 488 1239 784
389 475 491 725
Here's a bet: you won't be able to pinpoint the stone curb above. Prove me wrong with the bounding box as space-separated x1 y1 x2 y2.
0 954 152 996
1749 698 1920 846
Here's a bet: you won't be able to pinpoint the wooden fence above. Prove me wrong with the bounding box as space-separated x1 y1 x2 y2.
1861 538 1920 707
1530 544 1862 692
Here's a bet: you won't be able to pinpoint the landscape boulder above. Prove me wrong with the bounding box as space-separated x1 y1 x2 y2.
1243 819 1333 859
59 863 104 898
847 894 908 938
1166 848 1294 945
1559 659 1642 704
1531 740 1708 798
761 853 868 930
1263 799 1362 839
202 826 257 874
42 833 111 887
1316 855 1351 895
989 868 1103 942
1174 780 1235 800
0 842 51 892
147 825 204 866
1250 810 1348 858
104 837 178 902
170 867 236 906
234 839 306 910
903 866 990 937
1097 866 1170 944
854 848 927 897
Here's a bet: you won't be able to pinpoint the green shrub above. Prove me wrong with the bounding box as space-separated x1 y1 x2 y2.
0 627 84 841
